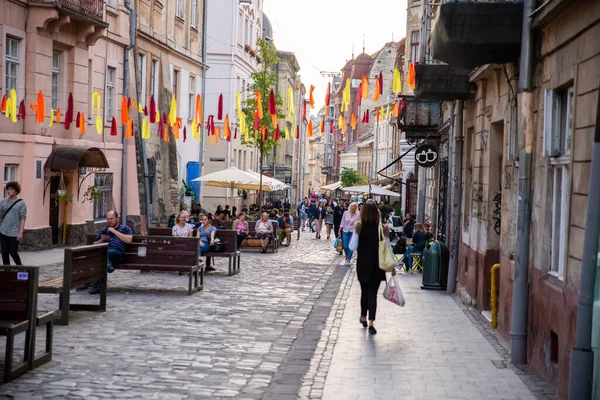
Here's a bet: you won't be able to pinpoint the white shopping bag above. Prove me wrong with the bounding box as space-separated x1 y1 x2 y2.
383 275 405 307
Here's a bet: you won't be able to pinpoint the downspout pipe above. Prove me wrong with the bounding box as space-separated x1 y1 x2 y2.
446 100 463 293
445 101 455 244
198 0 208 202
568 92 600 399
121 0 135 223
510 0 535 366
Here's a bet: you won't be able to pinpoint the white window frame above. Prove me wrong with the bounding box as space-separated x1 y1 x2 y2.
191 0 197 28
138 53 147 106
188 75 195 120
3 164 18 198
410 31 420 63
176 0 184 18
106 67 116 122
94 173 113 220
544 86 574 280
238 11 244 46
173 69 179 101
52 51 60 110
5 37 19 95
151 58 159 98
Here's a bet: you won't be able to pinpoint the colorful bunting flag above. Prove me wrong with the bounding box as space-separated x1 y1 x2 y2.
309 85 315 109
392 68 402 94
218 94 223 120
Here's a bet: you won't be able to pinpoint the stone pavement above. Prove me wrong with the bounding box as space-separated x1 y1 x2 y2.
1 233 559 399
16 248 64 266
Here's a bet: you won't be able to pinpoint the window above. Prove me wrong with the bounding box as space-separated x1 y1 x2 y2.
3 164 18 198
138 53 147 106
151 59 159 98
238 11 244 45
106 0 115 7
410 31 420 63
544 87 574 279
52 51 60 110
245 18 250 46
188 75 195 120
173 69 179 101
106 67 115 121
191 0 197 27
88 59 93 119
5 37 19 95
246 20 252 46
176 0 183 18
94 173 113 220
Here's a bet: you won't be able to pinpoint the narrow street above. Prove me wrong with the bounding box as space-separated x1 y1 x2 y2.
1 234 558 400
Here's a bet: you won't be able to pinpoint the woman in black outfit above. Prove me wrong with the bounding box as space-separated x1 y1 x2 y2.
350 200 395 334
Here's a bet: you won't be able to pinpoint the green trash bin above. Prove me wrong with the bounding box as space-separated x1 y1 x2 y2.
421 240 449 290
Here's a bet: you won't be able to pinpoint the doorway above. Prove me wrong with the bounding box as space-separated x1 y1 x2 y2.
49 177 60 245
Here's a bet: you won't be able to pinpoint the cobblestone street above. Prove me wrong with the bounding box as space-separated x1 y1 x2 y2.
1 234 558 399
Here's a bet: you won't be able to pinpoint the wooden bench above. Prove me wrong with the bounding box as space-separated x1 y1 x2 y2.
0 266 53 382
294 217 301 240
148 227 173 236
240 221 279 253
203 229 241 276
39 244 108 326
86 234 204 295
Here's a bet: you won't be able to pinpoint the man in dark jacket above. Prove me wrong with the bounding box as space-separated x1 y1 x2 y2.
333 198 347 243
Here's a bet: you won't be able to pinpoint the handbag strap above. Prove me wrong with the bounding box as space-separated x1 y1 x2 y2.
0 199 22 229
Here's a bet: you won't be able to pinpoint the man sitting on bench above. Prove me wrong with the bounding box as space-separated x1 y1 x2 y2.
277 212 292 247
90 210 133 294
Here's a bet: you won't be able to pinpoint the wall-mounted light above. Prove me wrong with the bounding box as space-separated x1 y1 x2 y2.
480 130 489 148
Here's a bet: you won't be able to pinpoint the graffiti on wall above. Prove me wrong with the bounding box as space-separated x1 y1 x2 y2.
492 192 502 235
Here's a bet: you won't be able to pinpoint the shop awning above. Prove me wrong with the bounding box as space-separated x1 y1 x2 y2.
430 1 523 70
44 146 110 171
320 181 342 191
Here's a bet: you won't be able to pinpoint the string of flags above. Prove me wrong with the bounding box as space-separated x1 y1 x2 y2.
0 67 405 143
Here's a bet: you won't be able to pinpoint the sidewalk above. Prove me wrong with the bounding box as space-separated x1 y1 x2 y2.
14 247 64 266
319 271 557 400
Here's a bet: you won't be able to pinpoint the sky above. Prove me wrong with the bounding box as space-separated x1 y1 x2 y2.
262 0 408 115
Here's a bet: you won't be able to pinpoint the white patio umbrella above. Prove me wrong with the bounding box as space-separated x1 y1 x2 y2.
245 171 289 191
191 166 272 206
320 181 342 191
342 184 400 197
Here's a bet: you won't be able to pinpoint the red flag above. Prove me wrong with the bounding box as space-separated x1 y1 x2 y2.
183 126 187 142
0 94 6 112
18 100 25 120
274 126 280 141
234 127 238 139
110 117 117 136
330 120 334 134
357 83 362 107
268 90 276 116
149 96 156 123
76 112 81 127
378 71 383 95
302 101 307 122
158 120 163 138
254 110 260 131
218 94 223 120
144 105 148 116
296 125 300 139
64 93 73 129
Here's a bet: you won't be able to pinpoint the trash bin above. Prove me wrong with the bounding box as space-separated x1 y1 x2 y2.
421 240 450 290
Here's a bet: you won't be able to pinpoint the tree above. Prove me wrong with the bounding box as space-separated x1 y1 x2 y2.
339 167 369 188
241 39 285 209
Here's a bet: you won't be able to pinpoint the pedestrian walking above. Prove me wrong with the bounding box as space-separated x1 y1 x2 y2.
339 202 360 264
314 199 326 239
324 199 334 240
349 200 394 335
333 198 347 254
0 181 27 265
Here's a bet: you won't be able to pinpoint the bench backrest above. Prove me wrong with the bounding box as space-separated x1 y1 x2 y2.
148 227 172 236
0 266 39 323
65 244 108 289
215 229 238 252
220 220 233 230
124 236 200 266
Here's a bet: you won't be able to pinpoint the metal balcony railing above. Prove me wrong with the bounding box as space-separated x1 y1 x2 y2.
35 0 105 22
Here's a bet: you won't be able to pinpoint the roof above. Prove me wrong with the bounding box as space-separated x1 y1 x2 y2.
44 146 110 171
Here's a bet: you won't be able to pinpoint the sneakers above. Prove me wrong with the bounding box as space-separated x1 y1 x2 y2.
89 281 101 295
205 266 216 272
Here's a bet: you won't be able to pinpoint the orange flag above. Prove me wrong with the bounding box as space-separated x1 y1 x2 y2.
374 79 380 102
351 113 357 129
36 91 45 123
256 91 263 118
408 63 416 89
392 101 399 117
307 120 313 137
164 125 170 142
125 118 133 138
56 108 62 125
261 125 267 140
196 95 203 123
79 113 85 134
121 96 128 124
224 114 230 140
309 85 315 109
361 75 369 99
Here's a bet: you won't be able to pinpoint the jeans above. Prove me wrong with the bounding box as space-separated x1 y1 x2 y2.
107 248 125 271
342 231 353 260
200 241 211 255
237 232 247 249
360 279 382 321
0 233 22 265
404 247 422 271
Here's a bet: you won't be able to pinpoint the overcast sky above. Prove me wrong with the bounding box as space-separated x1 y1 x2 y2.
263 0 408 114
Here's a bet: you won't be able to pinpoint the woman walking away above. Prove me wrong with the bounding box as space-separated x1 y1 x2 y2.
255 212 274 253
339 202 360 264
172 211 193 237
196 214 217 271
325 199 334 240
0 181 27 265
232 211 249 249
314 200 326 239
349 200 394 334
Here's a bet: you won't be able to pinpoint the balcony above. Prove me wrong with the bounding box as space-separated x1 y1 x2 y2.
430 1 523 70
415 64 472 101
31 0 106 25
397 99 442 139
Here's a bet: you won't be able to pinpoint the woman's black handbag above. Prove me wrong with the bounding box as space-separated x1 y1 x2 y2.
211 237 225 252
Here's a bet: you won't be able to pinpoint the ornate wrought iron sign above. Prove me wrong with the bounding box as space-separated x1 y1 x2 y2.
415 144 438 168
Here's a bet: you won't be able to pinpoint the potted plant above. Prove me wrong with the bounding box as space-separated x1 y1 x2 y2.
82 185 102 203
181 180 195 210
52 189 73 206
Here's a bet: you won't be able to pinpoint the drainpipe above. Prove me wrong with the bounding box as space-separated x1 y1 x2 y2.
445 101 455 243
417 165 426 222
121 0 135 223
568 92 600 399
198 0 208 202
446 100 463 293
510 0 535 366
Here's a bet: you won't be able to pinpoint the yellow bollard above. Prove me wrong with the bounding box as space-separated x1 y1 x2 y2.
490 264 501 328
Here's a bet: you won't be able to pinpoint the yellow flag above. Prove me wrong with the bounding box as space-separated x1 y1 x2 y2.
92 92 101 116
235 92 242 120
192 117 197 138
49 108 55 127
96 115 103 134
287 87 294 115
142 117 148 139
8 89 17 122
392 68 402 94
385 104 390 119
169 95 177 125
285 125 290 140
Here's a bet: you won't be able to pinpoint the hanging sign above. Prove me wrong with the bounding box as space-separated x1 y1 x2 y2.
415 144 438 168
